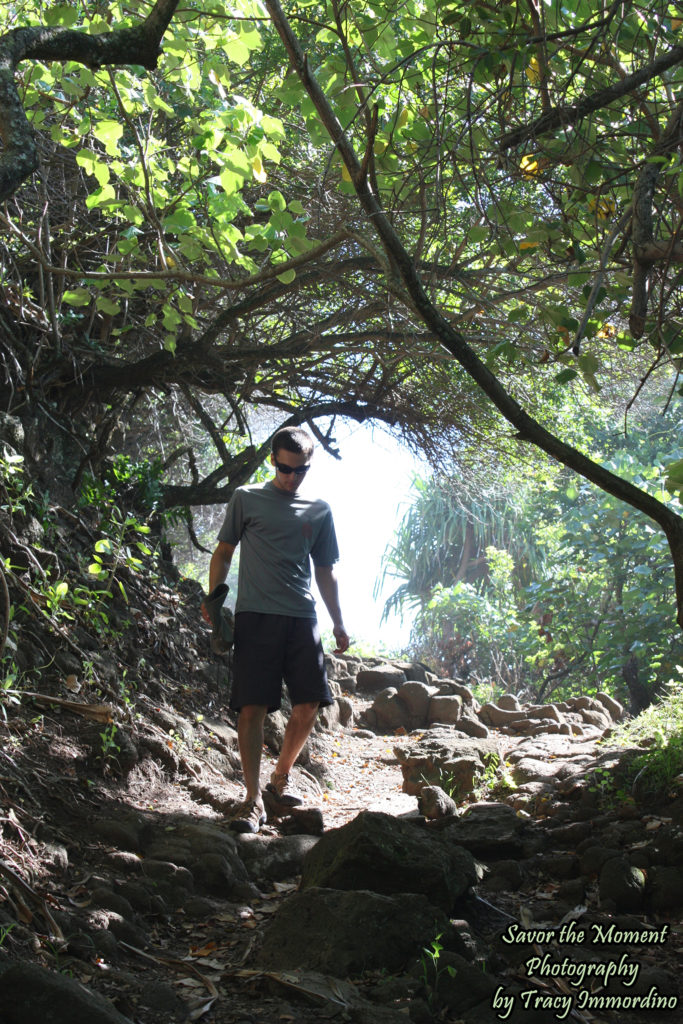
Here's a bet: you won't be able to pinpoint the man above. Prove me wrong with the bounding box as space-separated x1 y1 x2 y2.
203 426 350 833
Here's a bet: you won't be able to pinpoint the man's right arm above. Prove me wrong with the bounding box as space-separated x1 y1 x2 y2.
209 540 236 592
201 541 236 623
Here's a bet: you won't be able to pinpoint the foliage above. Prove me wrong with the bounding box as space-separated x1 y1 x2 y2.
2 0 683 633
420 932 457 1011
0 434 164 709
583 678 683 808
471 751 517 801
98 723 121 763
385 412 683 703
609 677 683 800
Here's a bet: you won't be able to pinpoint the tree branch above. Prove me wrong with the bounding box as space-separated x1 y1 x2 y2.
264 0 683 628
0 0 180 202
498 44 683 152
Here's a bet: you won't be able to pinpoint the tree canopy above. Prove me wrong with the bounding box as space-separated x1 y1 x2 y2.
3 0 683 617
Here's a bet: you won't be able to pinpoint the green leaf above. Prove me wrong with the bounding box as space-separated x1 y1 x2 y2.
85 184 116 209
555 368 578 384
62 288 91 307
277 268 296 284
224 36 250 66
92 119 124 157
76 149 110 187
96 296 121 316
268 190 287 212
45 4 79 26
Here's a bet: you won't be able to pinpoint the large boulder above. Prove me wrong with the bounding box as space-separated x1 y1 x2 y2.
395 681 437 722
300 810 478 911
438 803 527 860
0 963 132 1024
356 665 407 693
394 732 499 798
428 694 463 726
368 687 408 733
254 886 453 976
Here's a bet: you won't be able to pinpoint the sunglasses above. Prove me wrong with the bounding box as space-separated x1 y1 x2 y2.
275 461 310 477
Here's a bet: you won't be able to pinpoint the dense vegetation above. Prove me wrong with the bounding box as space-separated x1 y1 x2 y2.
2 0 683 699
379 407 683 708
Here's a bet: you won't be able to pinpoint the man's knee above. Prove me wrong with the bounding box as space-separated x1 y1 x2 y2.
290 701 320 721
239 704 268 725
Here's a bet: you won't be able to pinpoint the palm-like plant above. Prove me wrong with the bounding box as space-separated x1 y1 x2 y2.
376 474 546 622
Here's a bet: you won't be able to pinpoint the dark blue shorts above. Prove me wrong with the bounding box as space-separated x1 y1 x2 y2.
230 612 333 713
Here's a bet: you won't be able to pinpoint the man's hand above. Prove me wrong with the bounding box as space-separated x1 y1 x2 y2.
333 625 351 654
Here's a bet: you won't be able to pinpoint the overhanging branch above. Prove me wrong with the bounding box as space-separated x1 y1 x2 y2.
0 0 179 202
498 43 683 152
264 0 683 628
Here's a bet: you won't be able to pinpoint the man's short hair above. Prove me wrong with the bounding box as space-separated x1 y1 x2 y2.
271 426 314 458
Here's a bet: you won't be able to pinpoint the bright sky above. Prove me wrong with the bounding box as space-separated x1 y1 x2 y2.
307 421 427 652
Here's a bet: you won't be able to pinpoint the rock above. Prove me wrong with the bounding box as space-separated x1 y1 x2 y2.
106 913 149 948
317 701 341 731
542 854 579 880
579 708 612 730
142 859 194 892
138 979 188 1019
236 833 319 881
438 803 526 860
647 865 683 912
0 962 132 1023
395 681 436 722
254 886 453 976
300 811 478 911
437 680 477 706
417 785 458 819
370 687 408 732
324 653 345 679
394 734 498 798
337 696 354 727
497 694 520 711
511 757 564 785
598 856 645 912
428 694 463 726
392 661 431 684
458 715 490 738
192 853 257 900
478 703 524 727
421 950 499 1012
356 665 407 693
526 704 562 723
277 806 325 836
595 691 625 721
92 819 142 852
115 882 154 914
90 888 136 921
482 859 525 892
578 846 622 875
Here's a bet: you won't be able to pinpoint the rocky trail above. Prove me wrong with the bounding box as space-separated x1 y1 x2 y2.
0 572 682 1024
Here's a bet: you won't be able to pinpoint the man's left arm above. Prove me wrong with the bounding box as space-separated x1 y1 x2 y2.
314 565 350 654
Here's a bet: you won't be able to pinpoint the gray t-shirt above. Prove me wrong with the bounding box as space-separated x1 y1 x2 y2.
217 481 339 618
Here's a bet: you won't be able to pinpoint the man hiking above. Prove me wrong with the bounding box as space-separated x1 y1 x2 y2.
203 426 350 833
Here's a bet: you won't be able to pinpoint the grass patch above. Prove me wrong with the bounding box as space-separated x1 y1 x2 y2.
610 678 683 801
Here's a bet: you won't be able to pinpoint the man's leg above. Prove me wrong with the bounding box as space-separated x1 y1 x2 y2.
237 704 268 802
275 701 320 778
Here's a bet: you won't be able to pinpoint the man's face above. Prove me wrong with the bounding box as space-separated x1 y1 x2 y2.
270 448 312 494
